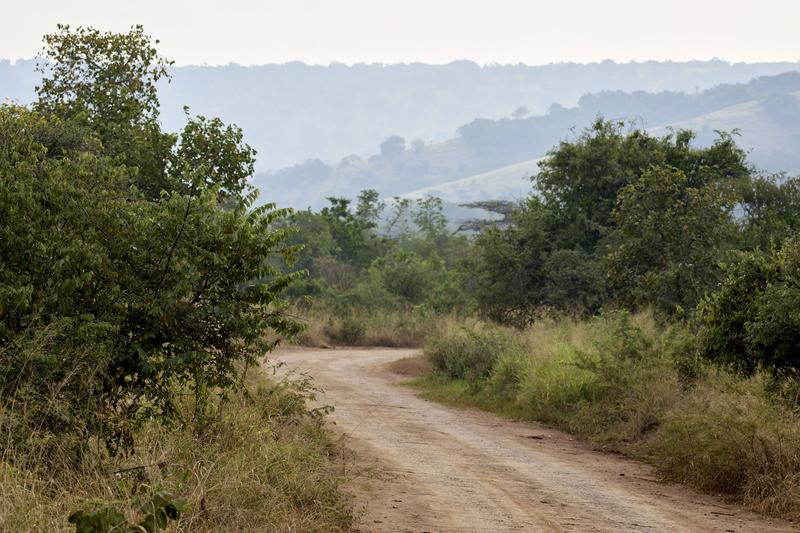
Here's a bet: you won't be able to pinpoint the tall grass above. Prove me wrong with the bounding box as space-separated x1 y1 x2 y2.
0 368 353 532
419 311 800 520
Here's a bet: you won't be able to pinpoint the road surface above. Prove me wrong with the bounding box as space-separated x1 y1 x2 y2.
275 347 793 532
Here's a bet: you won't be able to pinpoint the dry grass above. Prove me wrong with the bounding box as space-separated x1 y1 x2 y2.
295 307 450 348
0 368 353 532
644 371 800 519
417 311 800 521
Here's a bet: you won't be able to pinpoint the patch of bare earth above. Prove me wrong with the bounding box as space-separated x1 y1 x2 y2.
274 347 795 532
385 354 432 377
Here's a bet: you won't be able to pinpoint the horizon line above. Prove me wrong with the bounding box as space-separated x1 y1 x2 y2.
3 57 800 69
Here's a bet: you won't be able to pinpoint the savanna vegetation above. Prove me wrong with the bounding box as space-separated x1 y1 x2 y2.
4 22 800 531
284 191 476 347
283 115 800 519
0 26 351 531
416 122 800 520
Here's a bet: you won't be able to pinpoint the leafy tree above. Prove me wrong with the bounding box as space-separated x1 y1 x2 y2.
385 197 413 238
468 198 607 325
35 25 169 131
0 105 302 452
284 209 337 279
469 199 551 325
738 175 800 251
369 251 439 305
35 25 256 202
604 165 735 315
355 188 384 225
699 237 800 378
1 26 301 456
536 118 748 251
469 119 751 324
412 195 448 243
320 196 386 268
35 24 176 197
172 109 256 199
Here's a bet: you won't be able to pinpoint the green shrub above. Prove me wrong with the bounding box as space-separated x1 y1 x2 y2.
426 323 510 381
605 165 735 316
324 315 367 345
699 236 800 378
0 28 302 456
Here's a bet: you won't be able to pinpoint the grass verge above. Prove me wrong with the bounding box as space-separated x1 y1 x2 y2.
414 311 800 521
0 368 353 532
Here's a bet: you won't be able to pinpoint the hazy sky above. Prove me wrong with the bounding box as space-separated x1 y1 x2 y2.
3 0 799 65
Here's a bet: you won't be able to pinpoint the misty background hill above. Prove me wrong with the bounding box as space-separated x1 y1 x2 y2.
3 58 800 209
261 71 800 208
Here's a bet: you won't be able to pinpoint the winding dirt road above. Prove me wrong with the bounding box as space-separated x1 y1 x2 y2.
275 347 794 532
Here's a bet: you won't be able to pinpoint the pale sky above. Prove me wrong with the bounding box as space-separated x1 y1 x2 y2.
3 0 799 66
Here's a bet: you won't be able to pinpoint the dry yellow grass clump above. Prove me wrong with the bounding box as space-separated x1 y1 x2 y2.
0 369 352 532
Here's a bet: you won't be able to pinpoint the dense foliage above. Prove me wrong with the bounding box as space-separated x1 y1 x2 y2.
286 191 472 317
288 116 800 378
605 165 736 314
0 26 301 459
468 120 748 325
699 237 800 378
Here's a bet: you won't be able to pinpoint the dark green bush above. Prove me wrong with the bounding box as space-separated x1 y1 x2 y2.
68 490 186 533
699 236 800 378
0 27 301 456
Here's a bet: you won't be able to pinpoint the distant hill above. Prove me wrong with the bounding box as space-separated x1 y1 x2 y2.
256 72 800 208
650 91 800 174
4 58 799 207
3 58 799 172
400 159 542 204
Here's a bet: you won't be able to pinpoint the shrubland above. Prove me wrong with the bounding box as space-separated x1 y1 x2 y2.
283 190 477 347
6 22 800 530
1 25 350 531
285 118 800 520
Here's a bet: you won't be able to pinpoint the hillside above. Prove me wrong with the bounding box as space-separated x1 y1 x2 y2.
414 91 800 205
651 91 800 174
257 72 800 207
3 58 799 171
400 158 542 204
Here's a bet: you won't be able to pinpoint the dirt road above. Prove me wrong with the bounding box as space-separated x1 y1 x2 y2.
275 347 794 532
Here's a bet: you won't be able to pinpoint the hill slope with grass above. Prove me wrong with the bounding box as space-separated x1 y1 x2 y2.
257 72 800 207
400 158 542 204
652 91 800 173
